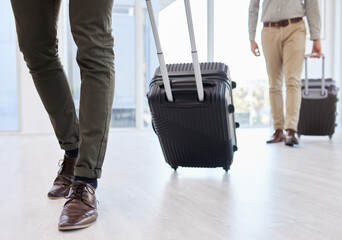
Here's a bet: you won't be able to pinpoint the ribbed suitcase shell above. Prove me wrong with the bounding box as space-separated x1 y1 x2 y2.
297 78 338 138
147 62 237 171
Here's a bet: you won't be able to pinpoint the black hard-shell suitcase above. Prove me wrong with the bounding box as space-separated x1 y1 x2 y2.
146 0 238 171
297 54 339 139
148 63 238 171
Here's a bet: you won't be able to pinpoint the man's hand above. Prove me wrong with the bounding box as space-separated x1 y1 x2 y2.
250 40 260 56
311 39 321 58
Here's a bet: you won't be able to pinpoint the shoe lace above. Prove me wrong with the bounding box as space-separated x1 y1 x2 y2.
58 159 66 174
66 182 95 208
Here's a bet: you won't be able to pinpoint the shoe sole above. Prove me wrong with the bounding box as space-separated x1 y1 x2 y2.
285 140 299 147
58 221 96 231
266 138 285 144
47 195 66 200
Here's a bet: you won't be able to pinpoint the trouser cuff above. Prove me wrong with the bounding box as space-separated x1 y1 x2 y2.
273 125 284 131
74 167 102 178
60 142 79 151
285 126 298 132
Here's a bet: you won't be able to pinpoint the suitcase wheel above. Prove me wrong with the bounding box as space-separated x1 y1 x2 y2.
235 122 240 128
329 135 333 140
297 134 301 139
223 165 230 172
233 145 238 152
172 166 178 171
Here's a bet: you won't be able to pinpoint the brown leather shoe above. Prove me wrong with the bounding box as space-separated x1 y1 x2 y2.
47 155 77 199
266 129 285 144
285 129 299 146
58 181 98 231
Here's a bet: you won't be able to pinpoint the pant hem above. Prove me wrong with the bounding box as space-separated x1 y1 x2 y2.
74 167 102 178
273 126 284 131
60 142 79 151
285 126 298 132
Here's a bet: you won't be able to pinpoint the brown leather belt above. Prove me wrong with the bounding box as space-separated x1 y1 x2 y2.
263 17 302 28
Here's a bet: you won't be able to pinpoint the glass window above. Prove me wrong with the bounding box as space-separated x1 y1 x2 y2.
0 2 18 131
111 6 136 128
214 0 271 127
143 8 156 128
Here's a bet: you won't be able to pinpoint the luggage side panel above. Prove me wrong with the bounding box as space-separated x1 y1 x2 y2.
148 74 235 170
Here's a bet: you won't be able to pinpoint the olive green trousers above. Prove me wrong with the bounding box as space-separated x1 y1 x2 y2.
11 0 115 178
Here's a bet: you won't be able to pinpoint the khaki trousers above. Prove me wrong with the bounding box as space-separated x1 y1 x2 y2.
261 20 306 131
11 0 115 178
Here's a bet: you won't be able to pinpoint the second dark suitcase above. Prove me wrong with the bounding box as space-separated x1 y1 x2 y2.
148 62 238 171
297 54 339 139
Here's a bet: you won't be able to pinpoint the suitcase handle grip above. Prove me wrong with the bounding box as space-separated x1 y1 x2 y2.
304 54 325 97
168 88 210 105
146 0 204 102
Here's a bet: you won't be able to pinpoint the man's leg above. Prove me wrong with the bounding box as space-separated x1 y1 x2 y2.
10 0 80 198
261 26 285 142
58 0 115 230
282 20 306 146
283 20 306 131
70 0 115 180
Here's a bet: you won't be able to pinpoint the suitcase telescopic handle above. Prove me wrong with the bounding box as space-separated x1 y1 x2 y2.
146 0 173 102
304 53 326 97
146 0 204 102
